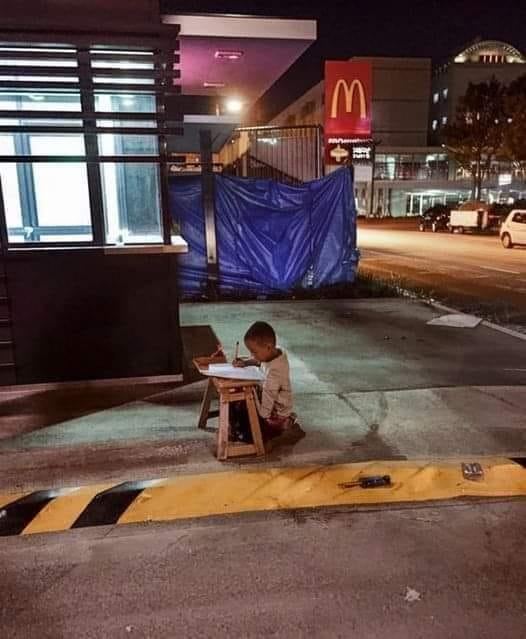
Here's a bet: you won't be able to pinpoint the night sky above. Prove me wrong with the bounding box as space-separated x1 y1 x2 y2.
162 0 526 120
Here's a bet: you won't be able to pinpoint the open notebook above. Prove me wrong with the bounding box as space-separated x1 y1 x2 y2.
202 363 265 381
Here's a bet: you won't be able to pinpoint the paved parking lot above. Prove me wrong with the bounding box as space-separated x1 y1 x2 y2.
1 299 524 492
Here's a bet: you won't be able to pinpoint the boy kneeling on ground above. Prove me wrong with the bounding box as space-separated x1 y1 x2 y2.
231 321 303 445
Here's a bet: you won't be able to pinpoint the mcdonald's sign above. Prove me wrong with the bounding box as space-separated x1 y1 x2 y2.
325 61 372 141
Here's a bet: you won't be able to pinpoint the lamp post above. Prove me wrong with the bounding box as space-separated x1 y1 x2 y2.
368 142 377 217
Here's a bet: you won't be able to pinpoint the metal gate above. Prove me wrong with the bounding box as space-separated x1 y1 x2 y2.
220 125 323 185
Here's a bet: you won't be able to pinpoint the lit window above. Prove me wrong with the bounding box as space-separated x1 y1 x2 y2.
0 44 170 246
0 74 78 83
432 119 438 130
91 60 154 71
94 93 156 113
442 116 448 125
0 91 81 112
0 58 77 67
0 137 22 231
433 92 439 104
97 134 157 156
93 76 154 85
100 163 162 244
442 88 448 99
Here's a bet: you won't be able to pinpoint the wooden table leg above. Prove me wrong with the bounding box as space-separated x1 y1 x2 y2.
198 379 215 430
246 388 265 456
217 396 230 461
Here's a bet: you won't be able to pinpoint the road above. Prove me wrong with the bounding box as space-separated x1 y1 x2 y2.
358 227 526 325
2 501 526 638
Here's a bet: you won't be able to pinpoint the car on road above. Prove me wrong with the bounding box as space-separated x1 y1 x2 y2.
418 204 451 232
500 210 526 248
449 202 514 235
448 201 494 234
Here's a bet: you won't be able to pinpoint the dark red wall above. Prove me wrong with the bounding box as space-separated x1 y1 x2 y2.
5 250 182 384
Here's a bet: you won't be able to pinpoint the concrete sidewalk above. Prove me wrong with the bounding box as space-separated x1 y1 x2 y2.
0 299 525 491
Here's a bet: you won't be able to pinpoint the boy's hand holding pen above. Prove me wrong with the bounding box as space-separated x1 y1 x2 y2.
232 341 246 367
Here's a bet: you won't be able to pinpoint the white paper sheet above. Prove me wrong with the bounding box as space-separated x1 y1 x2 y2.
202 363 265 381
427 313 482 328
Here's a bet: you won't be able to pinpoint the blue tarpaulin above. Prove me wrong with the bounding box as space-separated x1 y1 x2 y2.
170 167 359 297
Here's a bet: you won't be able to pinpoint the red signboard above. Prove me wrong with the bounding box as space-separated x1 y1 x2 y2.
325 60 372 141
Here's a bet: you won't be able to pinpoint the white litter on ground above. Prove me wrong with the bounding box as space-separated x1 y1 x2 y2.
404 587 422 603
427 313 482 328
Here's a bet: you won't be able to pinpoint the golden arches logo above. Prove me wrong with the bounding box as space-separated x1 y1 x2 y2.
330 79 367 119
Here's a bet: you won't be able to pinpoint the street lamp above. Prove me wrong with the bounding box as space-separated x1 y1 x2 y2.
225 98 243 114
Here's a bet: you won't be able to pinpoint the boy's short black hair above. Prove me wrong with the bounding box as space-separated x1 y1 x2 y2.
244 321 276 345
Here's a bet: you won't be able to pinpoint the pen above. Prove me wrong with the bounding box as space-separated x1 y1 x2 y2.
234 341 239 360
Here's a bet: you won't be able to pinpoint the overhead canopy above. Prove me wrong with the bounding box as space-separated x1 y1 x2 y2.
162 13 316 153
162 14 316 104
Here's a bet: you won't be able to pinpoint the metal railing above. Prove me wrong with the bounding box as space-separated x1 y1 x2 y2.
220 125 323 185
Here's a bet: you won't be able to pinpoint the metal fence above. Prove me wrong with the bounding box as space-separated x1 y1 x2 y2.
220 125 323 185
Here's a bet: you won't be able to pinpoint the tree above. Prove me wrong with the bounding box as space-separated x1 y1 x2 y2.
502 74 526 174
443 78 505 200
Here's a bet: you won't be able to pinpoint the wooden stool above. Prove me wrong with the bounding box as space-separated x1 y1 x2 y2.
193 357 265 461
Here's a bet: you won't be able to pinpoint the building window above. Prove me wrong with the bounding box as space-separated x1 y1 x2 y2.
0 83 93 243
479 53 506 64
442 116 448 126
374 153 448 181
0 43 178 247
94 92 157 115
442 88 448 100
433 92 439 104
100 162 162 244
432 119 438 131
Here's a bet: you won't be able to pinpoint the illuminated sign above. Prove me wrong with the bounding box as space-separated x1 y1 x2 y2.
329 145 350 162
330 79 367 120
352 145 372 161
325 61 372 163
325 137 374 165
324 61 372 139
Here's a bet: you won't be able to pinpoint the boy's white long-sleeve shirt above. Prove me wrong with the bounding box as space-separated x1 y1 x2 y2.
258 349 293 419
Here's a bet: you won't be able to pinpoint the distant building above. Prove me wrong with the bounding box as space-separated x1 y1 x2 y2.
271 57 431 146
264 43 526 216
430 39 526 143
269 56 452 216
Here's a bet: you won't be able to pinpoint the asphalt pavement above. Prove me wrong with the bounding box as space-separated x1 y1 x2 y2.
358 226 526 325
2 500 526 638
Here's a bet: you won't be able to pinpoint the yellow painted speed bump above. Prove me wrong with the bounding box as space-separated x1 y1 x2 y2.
0 458 525 537
0 491 29 510
21 483 114 535
119 458 526 525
